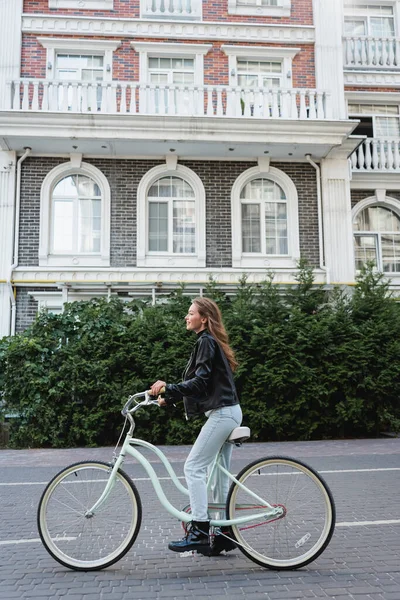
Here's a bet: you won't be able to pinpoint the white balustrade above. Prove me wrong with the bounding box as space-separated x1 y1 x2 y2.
351 138 400 171
343 36 400 68
142 0 201 19
6 79 332 121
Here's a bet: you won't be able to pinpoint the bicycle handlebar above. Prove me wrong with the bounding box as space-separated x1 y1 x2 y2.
121 390 162 417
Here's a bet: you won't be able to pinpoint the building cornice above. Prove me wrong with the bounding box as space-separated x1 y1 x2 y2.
221 44 301 59
344 70 400 88
351 172 400 191
12 266 328 286
37 37 122 51
0 112 357 144
22 14 315 44
345 90 400 103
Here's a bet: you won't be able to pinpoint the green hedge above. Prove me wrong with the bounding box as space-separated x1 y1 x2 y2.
1 263 400 447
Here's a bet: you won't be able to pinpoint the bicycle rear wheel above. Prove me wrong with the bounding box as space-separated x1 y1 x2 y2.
37 461 142 571
226 456 335 570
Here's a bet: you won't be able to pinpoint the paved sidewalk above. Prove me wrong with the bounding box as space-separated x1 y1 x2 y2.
1 438 400 600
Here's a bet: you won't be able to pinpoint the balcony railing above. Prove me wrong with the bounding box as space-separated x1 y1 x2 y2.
351 138 400 171
141 0 202 19
343 35 400 69
5 79 332 120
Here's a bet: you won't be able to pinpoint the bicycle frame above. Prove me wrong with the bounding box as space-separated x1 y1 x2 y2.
86 393 283 528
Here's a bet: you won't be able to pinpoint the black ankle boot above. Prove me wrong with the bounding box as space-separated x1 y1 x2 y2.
168 521 210 553
210 528 237 556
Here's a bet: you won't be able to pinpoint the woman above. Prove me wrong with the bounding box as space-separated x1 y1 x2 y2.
150 297 242 555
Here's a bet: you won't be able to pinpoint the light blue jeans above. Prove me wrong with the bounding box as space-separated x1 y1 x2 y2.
184 404 243 522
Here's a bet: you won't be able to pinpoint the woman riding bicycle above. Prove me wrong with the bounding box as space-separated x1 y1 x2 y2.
150 297 242 555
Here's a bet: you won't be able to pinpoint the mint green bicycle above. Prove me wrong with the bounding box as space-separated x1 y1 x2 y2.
37 391 335 571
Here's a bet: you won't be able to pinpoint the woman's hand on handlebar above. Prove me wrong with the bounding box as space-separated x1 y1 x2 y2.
150 380 167 406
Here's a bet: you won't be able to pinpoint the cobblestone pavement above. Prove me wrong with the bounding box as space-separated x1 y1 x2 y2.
1 438 400 600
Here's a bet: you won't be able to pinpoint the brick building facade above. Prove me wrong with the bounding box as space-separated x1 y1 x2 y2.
1 0 400 335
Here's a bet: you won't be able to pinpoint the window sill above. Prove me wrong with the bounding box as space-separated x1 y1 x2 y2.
39 255 110 267
49 0 113 8
227 0 291 17
138 254 205 268
233 255 298 268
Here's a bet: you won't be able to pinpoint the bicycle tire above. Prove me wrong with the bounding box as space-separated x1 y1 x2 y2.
226 455 335 570
37 460 142 571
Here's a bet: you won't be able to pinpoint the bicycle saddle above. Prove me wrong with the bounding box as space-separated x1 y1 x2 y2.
228 426 251 444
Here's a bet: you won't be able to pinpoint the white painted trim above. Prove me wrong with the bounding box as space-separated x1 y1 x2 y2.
39 161 111 267
22 15 315 44
227 0 291 17
231 166 300 268
136 163 206 268
38 38 121 83
346 90 400 106
28 291 63 313
222 45 301 60
351 172 400 190
133 42 211 85
133 42 212 56
352 194 400 222
49 0 113 8
344 71 400 87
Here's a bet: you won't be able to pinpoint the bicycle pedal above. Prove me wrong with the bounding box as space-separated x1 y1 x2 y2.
195 547 213 557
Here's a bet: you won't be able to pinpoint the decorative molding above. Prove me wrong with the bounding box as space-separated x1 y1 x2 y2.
351 171 400 190
257 156 270 172
49 0 113 8
12 266 328 285
344 70 400 88
221 45 301 59
22 15 315 44
351 194 400 222
133 42 212 56
37 37 121 52
346 90 400 104
165 154 178 170
70 153 82 168
136 163 206 268
231 165 300 269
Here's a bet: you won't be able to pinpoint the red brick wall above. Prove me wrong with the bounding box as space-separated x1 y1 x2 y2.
23 0 313 25
21 35 315 88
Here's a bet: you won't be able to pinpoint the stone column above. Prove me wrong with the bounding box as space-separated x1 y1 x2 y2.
0 152 17 337
320 157 355 284
312 0 346 120
0 0 23 109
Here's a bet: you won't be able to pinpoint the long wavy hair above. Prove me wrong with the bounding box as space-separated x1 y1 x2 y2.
192 297 238 372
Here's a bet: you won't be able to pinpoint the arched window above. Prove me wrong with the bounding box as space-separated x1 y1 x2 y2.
137 164 205 267
39 161 110 267
232 166 299 268
353 198 400 273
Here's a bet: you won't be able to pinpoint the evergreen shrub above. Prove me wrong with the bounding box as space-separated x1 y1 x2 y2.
1 263 399 447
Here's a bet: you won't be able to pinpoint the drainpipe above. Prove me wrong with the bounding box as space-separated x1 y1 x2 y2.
8 147 31 336
305 154 330 285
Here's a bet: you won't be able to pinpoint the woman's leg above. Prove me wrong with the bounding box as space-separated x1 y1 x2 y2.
184 405 242 521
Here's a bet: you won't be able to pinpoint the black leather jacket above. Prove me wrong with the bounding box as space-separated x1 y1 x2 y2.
165 329 239 419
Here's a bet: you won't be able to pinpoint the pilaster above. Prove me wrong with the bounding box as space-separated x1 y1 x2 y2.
320 157 355 284
0 0 23 109
0 151 17 338
312 0 346 120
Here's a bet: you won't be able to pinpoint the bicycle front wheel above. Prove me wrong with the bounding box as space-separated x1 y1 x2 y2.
226 456 335 570
37 461 142 571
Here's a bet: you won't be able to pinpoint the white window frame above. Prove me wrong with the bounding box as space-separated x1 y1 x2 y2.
228 0 291 17
222 46 300 89
132 43 212 86
137 164 206 268
352 194 400 274
38 38 122 82
344 2 398 37
231 166 300 268
347 101 400 137
39 161 111 267
49 0 113 9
